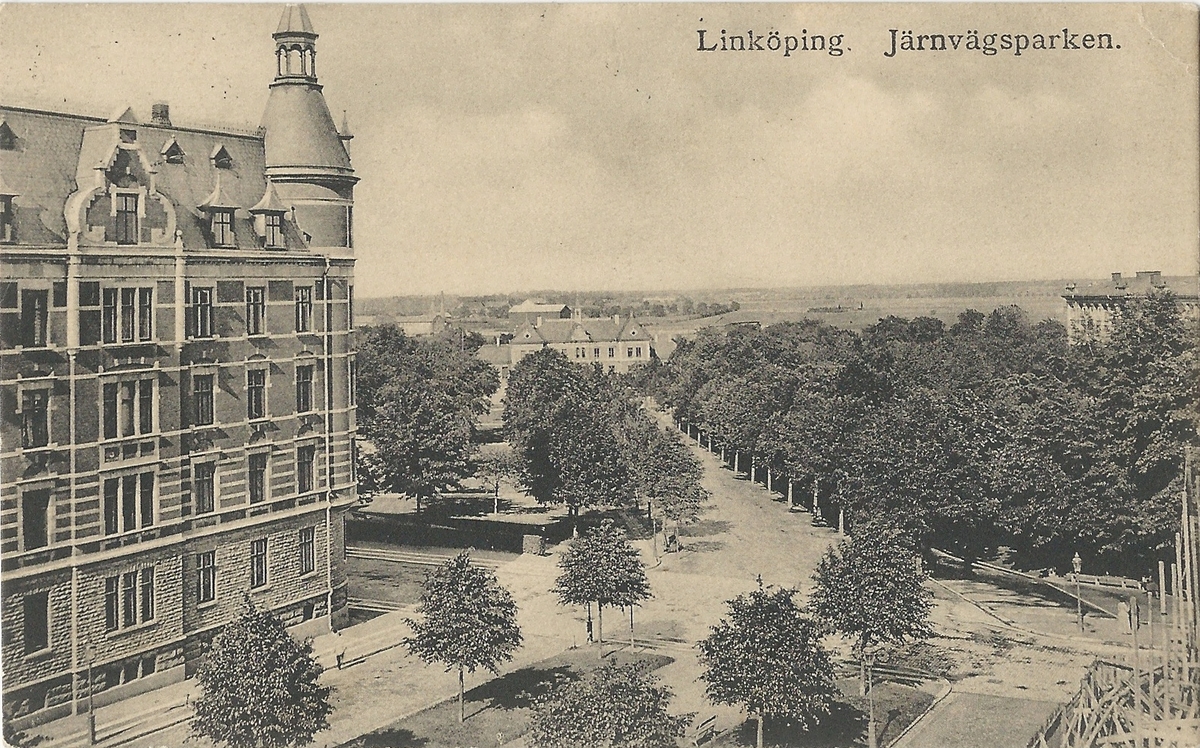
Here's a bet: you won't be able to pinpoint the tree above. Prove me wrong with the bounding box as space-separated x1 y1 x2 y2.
192 599 332 748
698 582 835 748
553 520 651 643
474 445 519 514
405 552 523 723
809 528 932 748
527 662 692 748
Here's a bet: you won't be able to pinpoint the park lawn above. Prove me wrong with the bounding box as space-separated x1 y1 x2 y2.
339 646 674 748
713 678 935 748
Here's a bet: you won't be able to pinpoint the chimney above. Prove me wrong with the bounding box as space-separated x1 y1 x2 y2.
151 102 171 127
613 313 621 327
535 315 543 328
1111 272 1122 283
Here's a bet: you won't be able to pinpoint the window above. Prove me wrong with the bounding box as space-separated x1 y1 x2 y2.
211 209 234 247
138 288 153 340
295 365 313 413
636 346 643 358
102 378 155 439
294 286 312 333
196 551 216 604
102 568 154 632
348 358 357 406
347 285 354 329
350 437 358 483
101 285 156 342
140 568 155 623
627 347 634 358
264 213 284 248
100 472 154 537
21 389 49 448
346 206 354 248
247 369 266 420
245 287 265 335
21 489 50 551
0 123 15 151
299 527 315 575
192 287 213 338
139 472 154 528
594 347 600 358
193 374 214 426
0 196 13 243
115 194 138 245
105 577 119 632
121 571 137 627
250 538 268 588
21 289 47 347
608 347 615 358
23 591 49 654
297 445 316 494
194 463 216 514
248 453 268 504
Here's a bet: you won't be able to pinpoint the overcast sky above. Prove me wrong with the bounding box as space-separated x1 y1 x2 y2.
1 3 1196 297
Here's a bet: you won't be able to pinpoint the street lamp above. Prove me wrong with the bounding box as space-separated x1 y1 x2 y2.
85 642 97 745
1072 552 1083 633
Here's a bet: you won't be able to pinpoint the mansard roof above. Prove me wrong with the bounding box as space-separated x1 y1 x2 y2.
511 318 652 346
0 104 306 251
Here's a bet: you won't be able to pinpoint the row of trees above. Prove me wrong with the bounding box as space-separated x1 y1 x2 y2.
355 325 500 511
642 294 1198 573
504 348 708 535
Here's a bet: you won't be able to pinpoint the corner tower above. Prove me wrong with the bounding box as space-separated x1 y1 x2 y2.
261 3 356 252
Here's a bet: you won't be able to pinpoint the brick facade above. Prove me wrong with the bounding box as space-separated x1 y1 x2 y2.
0 5 358 727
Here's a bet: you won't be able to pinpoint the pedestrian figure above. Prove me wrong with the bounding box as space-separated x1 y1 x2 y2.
1117 600 1130 633
334 628 347 670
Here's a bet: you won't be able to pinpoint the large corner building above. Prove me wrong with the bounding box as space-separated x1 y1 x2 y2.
0 5 358 726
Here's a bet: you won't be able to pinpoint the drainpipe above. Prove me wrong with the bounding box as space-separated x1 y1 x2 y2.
322 257 334 627
67 231 81 713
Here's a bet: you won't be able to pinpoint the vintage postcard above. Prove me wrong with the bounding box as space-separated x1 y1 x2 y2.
1 3 1197 748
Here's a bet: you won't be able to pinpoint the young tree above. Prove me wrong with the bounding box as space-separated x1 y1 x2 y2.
698 582 836 748
553 520 651 643
405 552 523 723
192 599 332 748
809 528 933 748
474 445 519 514
527 661 693 748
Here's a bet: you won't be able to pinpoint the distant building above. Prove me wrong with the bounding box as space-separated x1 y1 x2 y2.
392 314 448 337
1063 271 1200 344
0 5 357 726
503 313 655 373
507 299 571 328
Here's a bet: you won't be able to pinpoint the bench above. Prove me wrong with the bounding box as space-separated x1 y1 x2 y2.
690 715 717 746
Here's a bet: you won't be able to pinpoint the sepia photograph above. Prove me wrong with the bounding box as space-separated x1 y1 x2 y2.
0 3 1197 747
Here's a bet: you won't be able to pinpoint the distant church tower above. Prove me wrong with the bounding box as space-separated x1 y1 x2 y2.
261 3 357 251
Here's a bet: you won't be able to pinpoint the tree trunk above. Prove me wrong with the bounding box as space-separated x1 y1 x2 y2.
756 713 764 748
587 601 594 642
787 480 793 509
867 661 877 748
597 604 604 643
767 468 772 492
859 655 867 696
458 665 465 723
734 452 739 473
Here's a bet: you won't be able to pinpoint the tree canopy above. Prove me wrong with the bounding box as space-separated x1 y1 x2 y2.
698 583 836 748
646 294 1199 574
356 325 499 510
553 519 651 642
527 661 692 748
405 552 523 723
191 600 332 748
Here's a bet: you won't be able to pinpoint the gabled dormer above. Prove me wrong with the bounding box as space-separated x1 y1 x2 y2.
161 137 185 165
249 182 289 249
197 174 240 248
0 119 17 151
210 144 234 170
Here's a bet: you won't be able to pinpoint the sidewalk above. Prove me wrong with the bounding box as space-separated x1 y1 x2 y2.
23 551 570 748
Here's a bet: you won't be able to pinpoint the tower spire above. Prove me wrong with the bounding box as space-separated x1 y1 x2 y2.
273 4 319 82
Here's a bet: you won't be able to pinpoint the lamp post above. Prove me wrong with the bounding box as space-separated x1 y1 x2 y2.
85 642 96 745
1072 552 1083 633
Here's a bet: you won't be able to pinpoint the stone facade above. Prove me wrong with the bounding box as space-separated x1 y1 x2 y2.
0 4 358 727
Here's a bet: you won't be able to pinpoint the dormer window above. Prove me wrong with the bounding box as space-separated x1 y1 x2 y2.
115 194 139 245
162 138 185 165
264 212 284 248
0 121 16 151
211 145 233 170
211 209 235 247
0 196 13 243
120 128 137 144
